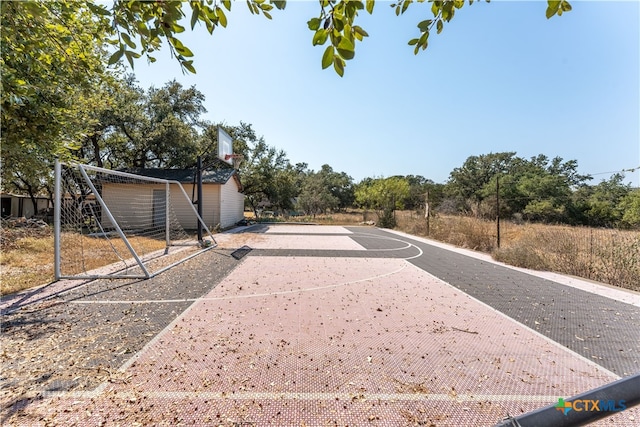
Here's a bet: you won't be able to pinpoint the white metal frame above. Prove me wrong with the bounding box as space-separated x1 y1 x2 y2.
54 161 217 280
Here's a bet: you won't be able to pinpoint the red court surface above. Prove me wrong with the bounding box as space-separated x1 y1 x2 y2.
6 225 640 426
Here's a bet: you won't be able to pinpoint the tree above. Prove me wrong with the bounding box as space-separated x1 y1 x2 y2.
10 1 571 79
317 165 355 211
516 156 591 223
295 165 353 215
402 175 446 212
297 172 340 216
1 1 111 206
355 176 410 228
619 189 640 229
445 153 594 223
447 152 519 216
574 174 632 227
83 79 207 169
237 130 294 217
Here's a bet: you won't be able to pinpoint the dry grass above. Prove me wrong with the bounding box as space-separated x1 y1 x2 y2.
493 224 640 291
58 232 168 276
294 210 375 225
397 212 496 252
1 228 172 296
1 235 55 295
395 211 640 291
251 210 374 225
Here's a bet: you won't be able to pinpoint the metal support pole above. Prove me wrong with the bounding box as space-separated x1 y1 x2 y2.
54 160 62 280
77 165 151 278
197 156 203 242
165 181 170 254
494 372 640 427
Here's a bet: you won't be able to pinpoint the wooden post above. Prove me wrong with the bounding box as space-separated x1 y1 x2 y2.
425 189 430 236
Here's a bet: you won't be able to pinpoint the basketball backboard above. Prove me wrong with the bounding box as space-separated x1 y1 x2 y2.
217 127 233 165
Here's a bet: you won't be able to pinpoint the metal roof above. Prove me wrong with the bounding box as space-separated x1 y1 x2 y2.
120 167 237 185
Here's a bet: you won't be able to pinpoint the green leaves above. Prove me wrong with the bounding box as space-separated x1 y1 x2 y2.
1 0 113 195
546 0 572 19
246 0 276 19
406 0 491 56
170 37 194 57
337 36 355 60
353 25 368 40
366 0 375 14
216 7 228 27
121 33 136 49
333 57 345 77
322 45 334 69
417 19 432 32
308 17 321 30
108 48 124 65
308 0 373 77
355 177 411 215
85 2 110 16
312 29 329 46
104 0 286 74
33 0 576 79
124 49 141 68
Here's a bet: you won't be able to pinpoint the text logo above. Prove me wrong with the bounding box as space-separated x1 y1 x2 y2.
555 398 627 415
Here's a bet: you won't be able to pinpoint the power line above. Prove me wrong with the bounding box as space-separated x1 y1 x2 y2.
588 166 639 176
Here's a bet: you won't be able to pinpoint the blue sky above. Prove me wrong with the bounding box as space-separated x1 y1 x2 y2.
130 1 640 186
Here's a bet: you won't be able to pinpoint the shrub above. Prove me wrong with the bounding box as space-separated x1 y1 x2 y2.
377 208 396 229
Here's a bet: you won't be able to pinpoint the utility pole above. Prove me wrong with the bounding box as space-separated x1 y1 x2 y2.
496 175 500 248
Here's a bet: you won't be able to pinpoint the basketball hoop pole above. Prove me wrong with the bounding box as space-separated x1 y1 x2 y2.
197 156 203 242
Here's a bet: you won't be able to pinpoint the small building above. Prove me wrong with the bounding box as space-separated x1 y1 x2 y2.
1 192 51 219
100 166 244 231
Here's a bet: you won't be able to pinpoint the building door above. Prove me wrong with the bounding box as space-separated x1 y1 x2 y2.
152 190 166 228
1 197 11 218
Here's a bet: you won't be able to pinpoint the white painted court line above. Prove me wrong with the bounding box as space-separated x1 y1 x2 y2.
263 225 353 234
385 228 640 308
42 390 561 402
404 259 622 380
214 233 366 251
69 258 409 304
247 235 365 250
52 256 624 405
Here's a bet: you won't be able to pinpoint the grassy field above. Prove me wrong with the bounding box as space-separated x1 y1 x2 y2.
2 211 639 295
0 229 168 296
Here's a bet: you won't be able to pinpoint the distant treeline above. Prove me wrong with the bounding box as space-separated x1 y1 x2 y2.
293 152 639 229
3 77 637 229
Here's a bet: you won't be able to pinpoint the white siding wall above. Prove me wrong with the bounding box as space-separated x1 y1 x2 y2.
180 183 220 229
220 179 245 228
102 183 220 231
101 184 156 230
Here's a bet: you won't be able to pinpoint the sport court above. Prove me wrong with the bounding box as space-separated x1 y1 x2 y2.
3 224 639 425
